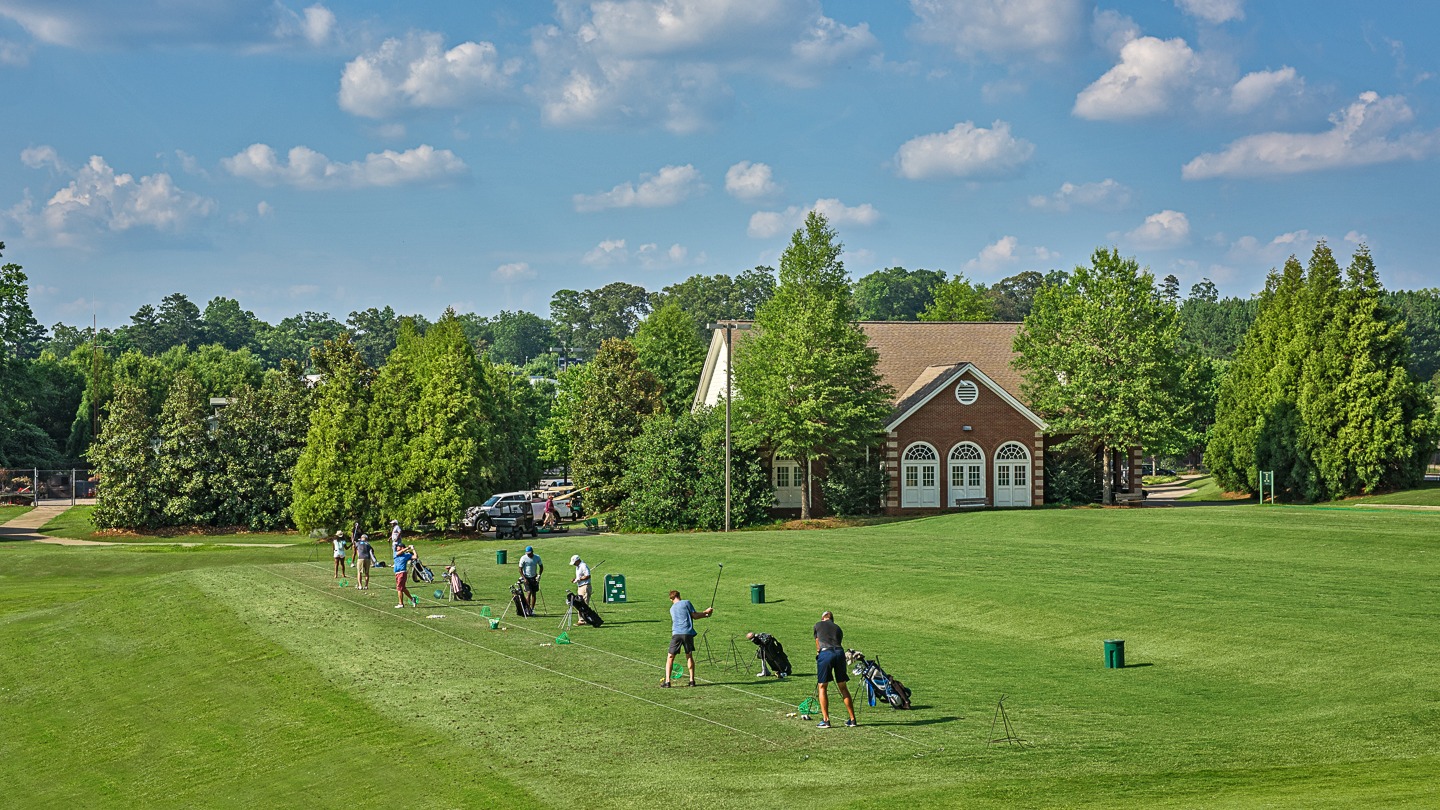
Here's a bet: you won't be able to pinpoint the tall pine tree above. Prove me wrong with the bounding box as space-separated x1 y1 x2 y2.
292 334 372 531
89 382 161 529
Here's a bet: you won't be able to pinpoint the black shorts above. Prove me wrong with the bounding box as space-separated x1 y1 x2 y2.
669 634 696 655
522 575 539 593
817 648 848 684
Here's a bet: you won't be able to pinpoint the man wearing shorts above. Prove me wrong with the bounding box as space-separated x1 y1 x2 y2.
661 590 712 688
518 546 543 613
813 610 857 729
352 533 374 590
393 544 417 608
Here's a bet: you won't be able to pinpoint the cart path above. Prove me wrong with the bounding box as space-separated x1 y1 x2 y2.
0 504 293 547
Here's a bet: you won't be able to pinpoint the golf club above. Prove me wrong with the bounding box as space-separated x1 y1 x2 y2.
708 562 724 611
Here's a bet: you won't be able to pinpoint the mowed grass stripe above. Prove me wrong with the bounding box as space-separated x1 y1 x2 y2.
265 565 782 746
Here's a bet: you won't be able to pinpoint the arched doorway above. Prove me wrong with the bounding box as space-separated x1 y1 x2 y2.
948 442 985 503
901 442 940 507
993 442 1032 507
772 455 802 508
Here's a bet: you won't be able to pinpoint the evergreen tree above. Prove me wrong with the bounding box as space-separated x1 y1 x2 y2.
633 302 707 416
403 313 492 527
620 407 772 531
292 334 372 531
154 371 221 526
363 322 425 525
89 382 161 529
569 338 662 512
734 211 893 519
214 362 312 529
1013 248 1185 503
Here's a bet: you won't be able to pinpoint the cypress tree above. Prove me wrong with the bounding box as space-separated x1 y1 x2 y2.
292 334 371 531
154 370 220 526
89 382 161 529
569 338 662 512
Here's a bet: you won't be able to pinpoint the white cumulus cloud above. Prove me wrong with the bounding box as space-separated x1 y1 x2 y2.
724 161 780 201
0 0 342 49
1122 210 1191 250
1175 0 1244 24
340 31 520 118
1227 230 1318 264
1183 92 1440 179
582 238 629 266
894 120 1034 180
748 197 879 238
20 144 62 170
8 150 215 246
222 143 467 189
573 164 705 212
963 236 1058 274
1228 66 1302 113
1074 36 1198 120
531 0 876 133
1028 178 1131 212
909 0 1083 63
492 262 536 282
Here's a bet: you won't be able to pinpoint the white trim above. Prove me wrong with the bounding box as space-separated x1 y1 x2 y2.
693 328 730 411
900 441 940 508
993 441 1032 507
948 441 986 502
885 363 1047 432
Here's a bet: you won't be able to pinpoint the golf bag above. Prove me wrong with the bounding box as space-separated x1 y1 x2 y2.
565 591 603 628
510 578 534 617
846 649 912 710
445 565 472 601
750 633 791 677
410 553 435 584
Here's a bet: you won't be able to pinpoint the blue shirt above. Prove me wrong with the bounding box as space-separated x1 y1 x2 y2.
394 551 413 573
670 600 697 636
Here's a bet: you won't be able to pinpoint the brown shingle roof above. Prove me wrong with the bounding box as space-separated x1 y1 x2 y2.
857 321 1024 406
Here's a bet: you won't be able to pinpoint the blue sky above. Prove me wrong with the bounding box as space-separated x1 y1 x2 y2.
4 0 1439 328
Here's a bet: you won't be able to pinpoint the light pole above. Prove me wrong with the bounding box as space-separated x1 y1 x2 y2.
706 321 751 532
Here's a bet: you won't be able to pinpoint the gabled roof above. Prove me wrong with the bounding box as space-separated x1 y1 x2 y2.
694 320 1034 415
885 362 1046 432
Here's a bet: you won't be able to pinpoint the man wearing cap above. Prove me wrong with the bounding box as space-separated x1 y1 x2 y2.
813 610 858 729
570 555 591 622
518 546 543 614
388 519 403 554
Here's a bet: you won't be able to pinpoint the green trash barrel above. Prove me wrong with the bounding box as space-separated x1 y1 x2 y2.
496 549 508 565
1104 639 1125 669
750 583 765 604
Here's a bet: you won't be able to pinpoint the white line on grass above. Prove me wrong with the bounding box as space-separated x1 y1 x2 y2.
304 561 926 746
268 566 780 746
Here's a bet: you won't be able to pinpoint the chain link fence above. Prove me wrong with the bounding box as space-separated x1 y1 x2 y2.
0 468 95 506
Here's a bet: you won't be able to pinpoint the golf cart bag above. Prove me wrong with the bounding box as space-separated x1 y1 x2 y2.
409 553 435 584
445 565 472 601
510 578 534 617
846 649 912 710
565 591 603 628
750 633 791 677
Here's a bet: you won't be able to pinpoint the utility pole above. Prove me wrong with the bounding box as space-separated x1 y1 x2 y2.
706 321 751 532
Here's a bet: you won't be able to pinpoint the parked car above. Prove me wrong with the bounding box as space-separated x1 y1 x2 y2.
463 490 576 532
1141 464 1176 476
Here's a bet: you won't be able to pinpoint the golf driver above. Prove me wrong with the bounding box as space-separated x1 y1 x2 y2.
708 562 724 611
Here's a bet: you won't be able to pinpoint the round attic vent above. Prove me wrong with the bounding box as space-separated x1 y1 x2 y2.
955 379 979 405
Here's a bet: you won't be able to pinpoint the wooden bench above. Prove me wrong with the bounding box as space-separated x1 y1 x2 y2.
952 497 987 511
1114 490 1146 505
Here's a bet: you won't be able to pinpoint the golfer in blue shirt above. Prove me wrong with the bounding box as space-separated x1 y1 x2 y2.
661 590 712 688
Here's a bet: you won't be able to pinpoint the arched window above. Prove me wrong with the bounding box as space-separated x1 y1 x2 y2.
948 442 985 502
900 442 939 507
993 442 1032 507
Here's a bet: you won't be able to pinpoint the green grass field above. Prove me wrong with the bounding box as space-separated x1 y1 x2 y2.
1353 481 1440 507
3 505 1439 807
0 504 31 525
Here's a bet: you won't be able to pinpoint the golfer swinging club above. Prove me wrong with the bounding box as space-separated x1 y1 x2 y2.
661 590 712 688
814 610 857 728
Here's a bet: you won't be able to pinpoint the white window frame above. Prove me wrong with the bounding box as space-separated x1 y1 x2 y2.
901 442 940 508
948 441 986 502
772 454 804 508
993 441 1032 507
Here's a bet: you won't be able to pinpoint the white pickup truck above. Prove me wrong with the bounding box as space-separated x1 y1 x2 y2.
463 490 577 531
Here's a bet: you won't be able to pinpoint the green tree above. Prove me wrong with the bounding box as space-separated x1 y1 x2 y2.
346 306 404 368
260 311 346 369
487 310 552 366
620 407 772 531
1013 248 1185 503
919 274 995 321
734 211 893 519
851 266 946 321
986 270 1046 321
154 371 221 526
1 245 62 466
201 297 264 352
569 338 662 512
89 382 161 529
537 364 587 472
633 302 706 415
214 362 312 529
292 334 372 531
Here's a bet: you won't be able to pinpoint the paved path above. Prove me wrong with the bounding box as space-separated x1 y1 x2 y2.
1141 474 1203 503
0 504 293 548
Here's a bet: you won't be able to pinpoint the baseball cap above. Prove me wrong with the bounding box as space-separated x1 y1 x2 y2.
525 546 534 553
570 555 580 565
389 519 398 525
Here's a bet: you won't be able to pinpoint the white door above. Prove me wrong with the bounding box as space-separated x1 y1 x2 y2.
901 443 940 507
993 442 1032 507
949 442 985 503
773 457 802 508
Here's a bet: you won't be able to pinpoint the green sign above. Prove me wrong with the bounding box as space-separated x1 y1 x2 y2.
604 574 627 603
